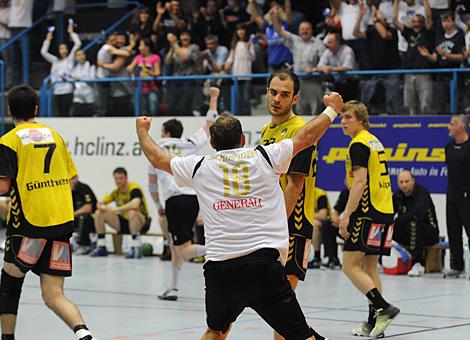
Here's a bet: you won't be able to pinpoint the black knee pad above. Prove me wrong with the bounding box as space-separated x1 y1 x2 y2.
0 270 25 315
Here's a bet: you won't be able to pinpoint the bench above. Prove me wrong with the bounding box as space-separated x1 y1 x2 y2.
105 231 163 255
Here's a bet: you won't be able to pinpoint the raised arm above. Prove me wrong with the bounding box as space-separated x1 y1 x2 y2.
40 32 58 64
153 2 166 31
392 0 404 32
284 0 292 26
202 86 220 135
249 0 264 29
271 7 289 39
136 117 173 174
291 92 343 156
353 4 367 39
423 0 433 30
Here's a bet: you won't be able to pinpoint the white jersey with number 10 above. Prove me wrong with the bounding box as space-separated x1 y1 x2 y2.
170 139 294 264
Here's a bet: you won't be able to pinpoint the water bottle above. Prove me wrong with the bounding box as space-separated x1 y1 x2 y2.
464 242 470 280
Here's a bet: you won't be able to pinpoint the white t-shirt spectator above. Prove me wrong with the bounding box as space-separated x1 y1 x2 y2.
428 0 449 10
170 139 294 263
318 44 358 70
8 0 33 28
338 2 370 41
41 32 81 95
0 5 10 39
397 2 425 52
226 41 255 79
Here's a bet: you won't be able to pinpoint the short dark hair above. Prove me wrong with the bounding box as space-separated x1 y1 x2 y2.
267 69 300 96
113 167 127 176
8 85 37 120
163 119 183 138
441 11 455 21
209 115 243 151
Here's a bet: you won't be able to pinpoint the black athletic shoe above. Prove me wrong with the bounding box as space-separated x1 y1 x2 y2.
308 258 321 269
443 269 463 278
311 328 330 340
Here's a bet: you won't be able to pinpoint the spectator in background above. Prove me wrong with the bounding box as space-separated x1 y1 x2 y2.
0 0 12 89
201 34 228 75
190 0 226 48
330 0 370 70
429 0 451 36
394 0 427 63
153 0 187 56
422 12 466 113
393 0 435 115
224 24 255 115
165 31 201 116
127 38 161 116
8 0 33 86
221 0 250 49
71 49 96 117
98 32 134 116
71 176 98 256
130 6 157 46
393 170 439 277
272 13 325 115
354 4 402 114
317 32 358 102
41 22 81 116
250 0 294 71
308 187 331 269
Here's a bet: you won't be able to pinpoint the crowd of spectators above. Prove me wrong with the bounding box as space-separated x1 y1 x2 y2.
1 0 470 116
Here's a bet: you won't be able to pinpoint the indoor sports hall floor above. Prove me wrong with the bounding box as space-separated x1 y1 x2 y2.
3 255 470 340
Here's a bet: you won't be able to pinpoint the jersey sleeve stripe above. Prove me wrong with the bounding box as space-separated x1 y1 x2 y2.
192 156 205 179
255 145 273 168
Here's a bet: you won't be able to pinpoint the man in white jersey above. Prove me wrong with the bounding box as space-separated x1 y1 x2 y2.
136 88 343 340
149 87 219 301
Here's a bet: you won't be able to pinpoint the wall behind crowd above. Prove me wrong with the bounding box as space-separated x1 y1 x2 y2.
39 115 450 240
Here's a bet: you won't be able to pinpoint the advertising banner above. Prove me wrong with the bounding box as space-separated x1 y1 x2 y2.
316 116 451 194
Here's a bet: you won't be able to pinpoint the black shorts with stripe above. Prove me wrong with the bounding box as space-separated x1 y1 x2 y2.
284 235 311 281
343 217 393 256
204 248 315 339
4 234 72 276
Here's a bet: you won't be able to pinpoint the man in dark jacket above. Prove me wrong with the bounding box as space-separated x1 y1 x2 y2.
393 170 439 277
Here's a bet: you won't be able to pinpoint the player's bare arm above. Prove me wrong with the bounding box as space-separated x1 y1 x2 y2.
284 173 305 217
203 86 220 135
113 197 142 213
136 116 173 174
0 176 11 195
291 92 343 156
338 166 368 238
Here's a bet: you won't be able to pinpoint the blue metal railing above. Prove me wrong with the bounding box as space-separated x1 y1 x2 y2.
38 1 142 117
40 67 470 117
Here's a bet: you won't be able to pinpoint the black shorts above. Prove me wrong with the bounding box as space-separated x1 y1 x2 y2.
165 195 199 246
118 215 151 235
343 217 393 256
4 234 72 277
284 235 311 281
204 248 314 340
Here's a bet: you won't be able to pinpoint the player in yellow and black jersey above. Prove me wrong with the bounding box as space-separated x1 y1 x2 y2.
90 167 151 259
308 187 331 269
338 101 399 338
0 85 97 340
262 70 317 289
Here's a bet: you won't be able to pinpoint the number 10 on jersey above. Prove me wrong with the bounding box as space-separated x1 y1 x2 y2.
219 163 251 197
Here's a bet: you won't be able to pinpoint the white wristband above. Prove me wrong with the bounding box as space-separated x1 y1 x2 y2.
206 109 218 122
323 106 338 122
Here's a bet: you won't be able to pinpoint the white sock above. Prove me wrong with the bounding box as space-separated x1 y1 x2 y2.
131 235 142 248
171 265 180 290
97 238 106 247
